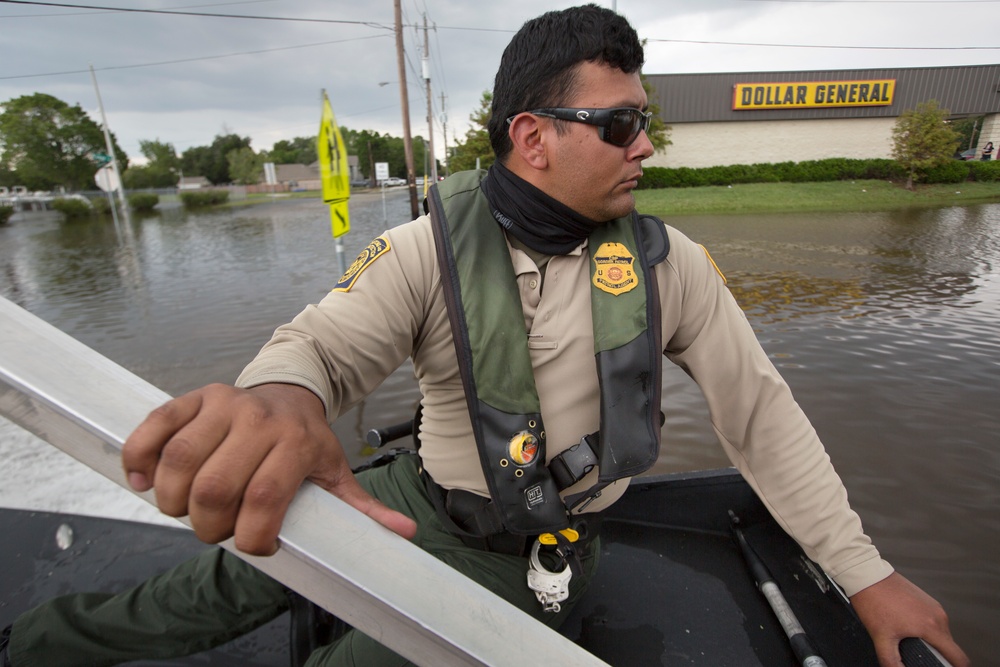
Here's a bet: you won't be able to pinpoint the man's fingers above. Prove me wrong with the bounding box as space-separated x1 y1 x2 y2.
122 390 210 494
185 427 279 545
331 475 419 540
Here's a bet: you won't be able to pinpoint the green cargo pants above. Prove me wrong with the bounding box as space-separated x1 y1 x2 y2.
8 455 599 666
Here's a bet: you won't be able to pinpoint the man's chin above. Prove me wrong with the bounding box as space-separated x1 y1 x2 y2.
606 193 636 220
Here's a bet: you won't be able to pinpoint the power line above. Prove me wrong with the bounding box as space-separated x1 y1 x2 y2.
0 0 276 19
6 1 991 53
0 0 392 28
0 34 389 80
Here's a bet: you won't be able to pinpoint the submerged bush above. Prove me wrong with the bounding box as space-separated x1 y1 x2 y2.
0 205 13 224
90 196 112 215
180 190 229 208
50 197 93 219
128 192 160 212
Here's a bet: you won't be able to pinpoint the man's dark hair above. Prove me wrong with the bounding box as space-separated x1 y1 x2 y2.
488 4 645 162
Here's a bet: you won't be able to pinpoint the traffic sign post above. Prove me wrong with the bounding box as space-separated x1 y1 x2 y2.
375 162 390 184
375 162 390 224
94 165 121 192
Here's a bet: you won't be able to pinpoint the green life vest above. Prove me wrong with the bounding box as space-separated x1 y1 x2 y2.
427 170 667 535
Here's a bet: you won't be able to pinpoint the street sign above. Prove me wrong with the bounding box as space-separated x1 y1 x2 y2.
94 165 120 192
91 151 112 166
375 162 389 182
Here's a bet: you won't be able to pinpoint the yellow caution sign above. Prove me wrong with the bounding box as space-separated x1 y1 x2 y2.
318 90 350 238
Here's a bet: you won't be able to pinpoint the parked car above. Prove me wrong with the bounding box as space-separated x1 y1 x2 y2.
382 177 407 187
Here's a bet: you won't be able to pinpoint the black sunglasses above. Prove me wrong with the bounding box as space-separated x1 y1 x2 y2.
511 107 652 147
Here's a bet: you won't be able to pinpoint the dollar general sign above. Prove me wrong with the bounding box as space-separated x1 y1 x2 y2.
733 79 896 110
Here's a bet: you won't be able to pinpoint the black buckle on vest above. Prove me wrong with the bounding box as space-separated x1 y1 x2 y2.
549 432 599 490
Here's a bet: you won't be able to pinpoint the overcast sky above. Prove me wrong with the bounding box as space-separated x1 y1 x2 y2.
2 0 999 167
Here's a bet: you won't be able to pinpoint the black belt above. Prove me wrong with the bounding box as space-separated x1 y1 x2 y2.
422 466 603 557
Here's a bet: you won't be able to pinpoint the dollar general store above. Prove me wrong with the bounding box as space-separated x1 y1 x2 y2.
644 64 1000 168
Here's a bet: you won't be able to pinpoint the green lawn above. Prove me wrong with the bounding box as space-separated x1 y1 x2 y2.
635 180 1000 217
223 180 1000 217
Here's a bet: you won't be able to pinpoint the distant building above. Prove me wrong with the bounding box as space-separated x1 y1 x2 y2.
274 163 321 191
261 157 362 191
645 64 1000 168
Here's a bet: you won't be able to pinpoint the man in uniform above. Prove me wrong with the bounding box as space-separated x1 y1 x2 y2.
1 5 968 667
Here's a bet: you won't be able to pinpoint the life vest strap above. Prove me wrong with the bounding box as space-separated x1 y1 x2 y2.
548 432 600 490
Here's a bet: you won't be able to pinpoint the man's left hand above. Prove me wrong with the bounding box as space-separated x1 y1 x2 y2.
850 572 969 667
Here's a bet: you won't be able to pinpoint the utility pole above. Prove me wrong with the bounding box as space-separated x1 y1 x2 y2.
394 0 419 218
422 14 437 183
440 92 449 177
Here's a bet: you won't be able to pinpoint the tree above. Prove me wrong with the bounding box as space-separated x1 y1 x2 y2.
641 74 671 153
0 93 128 191
180 133 252 184
139 139 180 173
449 91 495 173
892 100 961 190
227 146 264 185
123 139 180 189
268 136 316 165
949 115 982 155
344 129 412 182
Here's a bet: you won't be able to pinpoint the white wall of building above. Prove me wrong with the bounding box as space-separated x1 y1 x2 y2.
646 117 898 169
976 113 1000 158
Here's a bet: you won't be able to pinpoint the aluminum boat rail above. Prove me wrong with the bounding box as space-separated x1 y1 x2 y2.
0 295 609 667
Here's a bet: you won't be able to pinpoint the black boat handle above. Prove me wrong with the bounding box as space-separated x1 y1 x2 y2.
366 420 414 448
900 637 953 667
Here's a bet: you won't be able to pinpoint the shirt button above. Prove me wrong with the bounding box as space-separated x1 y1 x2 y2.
529 279 538 290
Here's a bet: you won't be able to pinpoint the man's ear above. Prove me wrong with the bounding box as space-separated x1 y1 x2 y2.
507 114 549 169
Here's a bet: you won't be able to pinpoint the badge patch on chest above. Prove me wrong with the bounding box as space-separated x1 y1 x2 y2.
592 242 637 296
333 236 390 292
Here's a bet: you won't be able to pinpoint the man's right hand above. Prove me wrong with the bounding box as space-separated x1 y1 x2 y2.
121 383 417 555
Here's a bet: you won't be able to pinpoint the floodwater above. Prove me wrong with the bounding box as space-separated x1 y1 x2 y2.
1 190 997 663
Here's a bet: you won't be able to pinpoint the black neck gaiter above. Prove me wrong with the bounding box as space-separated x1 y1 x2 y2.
480 160 603 255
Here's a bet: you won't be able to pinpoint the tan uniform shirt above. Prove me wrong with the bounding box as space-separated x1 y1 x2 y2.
237 214 894 597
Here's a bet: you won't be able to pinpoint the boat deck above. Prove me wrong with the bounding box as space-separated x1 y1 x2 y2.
0 469 879 666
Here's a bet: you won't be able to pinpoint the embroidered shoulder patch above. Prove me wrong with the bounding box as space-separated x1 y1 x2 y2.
333 236 391 292
592 242 638 296
700 244 727 285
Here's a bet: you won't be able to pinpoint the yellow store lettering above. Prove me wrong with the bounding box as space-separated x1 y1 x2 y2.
734 79 894 110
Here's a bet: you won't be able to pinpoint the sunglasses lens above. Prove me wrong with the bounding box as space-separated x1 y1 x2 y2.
607 110 642 146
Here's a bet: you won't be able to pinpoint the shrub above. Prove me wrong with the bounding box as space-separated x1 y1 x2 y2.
90 196 111 215
923 160 970 184
0 205 13 224
128 192 160 212
637 157 911 190
969 160 1000 183
50 197 93 219
180 190 229 208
